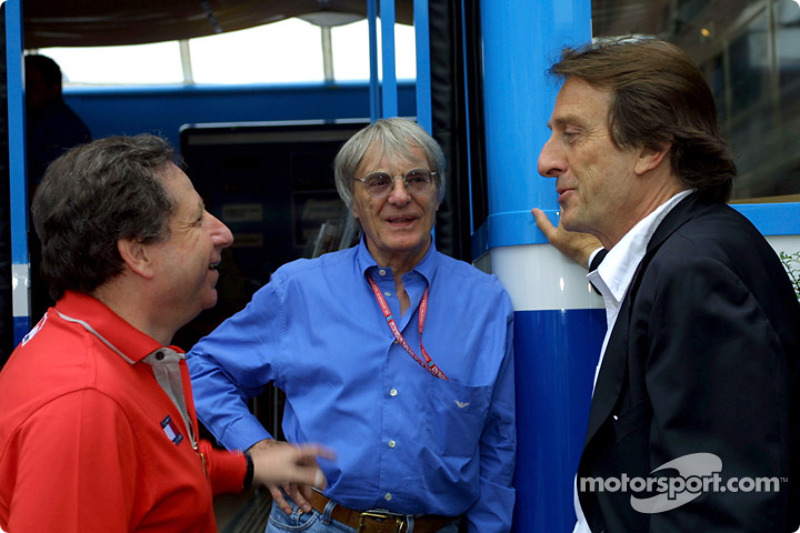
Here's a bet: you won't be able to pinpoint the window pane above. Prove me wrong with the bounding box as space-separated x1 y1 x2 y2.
592 0 800 201
35 42 182 85
700 54 726 123
331 20 416 81
727 10 776 198
191 19 323 84
777 0 800 95
772 0 800 196
395 23 418 80
728 11 768 113
33 17 417 86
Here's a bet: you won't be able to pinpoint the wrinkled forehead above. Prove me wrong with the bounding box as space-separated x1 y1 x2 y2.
357 140 430 174
550 77 613 125
159 162 202 211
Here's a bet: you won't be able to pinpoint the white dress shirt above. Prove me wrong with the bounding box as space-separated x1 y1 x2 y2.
572 189 692 533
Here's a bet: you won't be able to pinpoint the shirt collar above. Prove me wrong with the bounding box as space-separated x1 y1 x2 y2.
355 234 438 285
54 291 171 364
589 189 693 305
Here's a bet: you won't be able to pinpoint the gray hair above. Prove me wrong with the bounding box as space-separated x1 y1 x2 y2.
334 117 446 207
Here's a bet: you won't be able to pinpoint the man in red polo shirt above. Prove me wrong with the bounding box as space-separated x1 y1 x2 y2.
0 134 330 532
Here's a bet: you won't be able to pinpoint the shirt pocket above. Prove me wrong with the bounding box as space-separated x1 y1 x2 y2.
426 378 491 457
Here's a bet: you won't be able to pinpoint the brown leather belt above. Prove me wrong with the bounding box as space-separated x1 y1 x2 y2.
306 490 455 533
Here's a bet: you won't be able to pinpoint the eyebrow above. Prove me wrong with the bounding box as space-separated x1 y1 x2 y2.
194 199 205 220
549 114 587 130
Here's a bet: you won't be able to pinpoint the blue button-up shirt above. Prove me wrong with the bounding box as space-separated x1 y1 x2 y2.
187 239 516 532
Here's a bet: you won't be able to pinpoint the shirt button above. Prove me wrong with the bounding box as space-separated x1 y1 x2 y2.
389 388 398 397
384 493 392 501
388 440 396 448
384 291 392 297
379 269 387 276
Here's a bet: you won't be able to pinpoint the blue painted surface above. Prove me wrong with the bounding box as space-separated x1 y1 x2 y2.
367 0 381 121
732 202 800 236
380 0 398 117
513 308 605 532
479 2 594 531
481 1 591 220
6 0 26 265
471 202 800 258
13 316 28 341
5 0 31 343
413 0 432 133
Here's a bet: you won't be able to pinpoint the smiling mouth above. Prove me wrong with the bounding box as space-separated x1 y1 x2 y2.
209 260 221 271
387 215 416 224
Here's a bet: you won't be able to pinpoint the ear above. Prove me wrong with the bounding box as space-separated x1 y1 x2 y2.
350 202 361 220
117 238 156 280
634 142 671 176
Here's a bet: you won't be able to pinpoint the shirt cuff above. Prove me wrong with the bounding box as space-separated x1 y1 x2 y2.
199 440 249 496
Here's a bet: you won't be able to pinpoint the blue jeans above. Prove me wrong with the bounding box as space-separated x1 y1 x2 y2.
264 499 460 533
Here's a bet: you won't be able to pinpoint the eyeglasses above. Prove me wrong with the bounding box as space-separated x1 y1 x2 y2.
353 168 436 199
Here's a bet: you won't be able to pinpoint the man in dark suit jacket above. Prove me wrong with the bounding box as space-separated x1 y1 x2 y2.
534 38 800 532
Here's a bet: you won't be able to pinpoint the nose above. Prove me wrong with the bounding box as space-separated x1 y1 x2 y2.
537 136 564 179
386 175 411 205
209 212 234 248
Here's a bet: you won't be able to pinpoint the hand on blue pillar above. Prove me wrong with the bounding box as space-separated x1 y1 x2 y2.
532 208 602 268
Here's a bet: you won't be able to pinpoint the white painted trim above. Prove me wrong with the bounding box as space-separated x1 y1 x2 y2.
491 244 603 312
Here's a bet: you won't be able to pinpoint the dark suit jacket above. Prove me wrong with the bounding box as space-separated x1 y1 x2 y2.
578 193 800 532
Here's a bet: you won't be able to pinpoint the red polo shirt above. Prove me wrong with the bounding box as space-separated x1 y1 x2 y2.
0 292 246 532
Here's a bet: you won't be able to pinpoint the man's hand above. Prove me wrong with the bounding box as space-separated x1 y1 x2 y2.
247 438 335 514
532 208 602 268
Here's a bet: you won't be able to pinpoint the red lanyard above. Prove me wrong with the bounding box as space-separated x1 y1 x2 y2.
367 276 449 381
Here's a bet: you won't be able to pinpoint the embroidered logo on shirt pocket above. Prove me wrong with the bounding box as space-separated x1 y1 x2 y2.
427 380 490 457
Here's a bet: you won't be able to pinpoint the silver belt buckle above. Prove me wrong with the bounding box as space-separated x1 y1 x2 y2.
357 510 408 533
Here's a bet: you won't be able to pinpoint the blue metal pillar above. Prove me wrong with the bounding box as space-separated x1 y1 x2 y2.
379 0 398 118
368 0 406 122
413 0 431 132
4 0 30 344
478 1 600 531
367 0 381 121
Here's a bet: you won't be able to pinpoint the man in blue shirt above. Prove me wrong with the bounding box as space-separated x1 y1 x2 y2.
188 118 516 533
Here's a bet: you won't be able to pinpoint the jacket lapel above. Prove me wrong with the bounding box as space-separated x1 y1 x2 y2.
583 193 702 446
584 283 634 444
